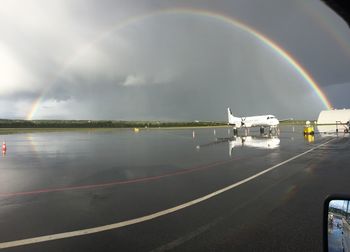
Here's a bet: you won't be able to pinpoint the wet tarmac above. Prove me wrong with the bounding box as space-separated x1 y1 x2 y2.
0 126 349 251
328 216 344 252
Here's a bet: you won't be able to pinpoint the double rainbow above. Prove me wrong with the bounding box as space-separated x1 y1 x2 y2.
26 8 332 120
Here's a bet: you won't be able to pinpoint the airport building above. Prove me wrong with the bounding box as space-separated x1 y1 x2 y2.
317 109 350 133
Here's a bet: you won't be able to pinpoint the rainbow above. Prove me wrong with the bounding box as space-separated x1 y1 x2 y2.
27 96 43 121
26 8 332 120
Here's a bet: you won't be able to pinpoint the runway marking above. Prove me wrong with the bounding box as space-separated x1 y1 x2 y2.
0 138 335 249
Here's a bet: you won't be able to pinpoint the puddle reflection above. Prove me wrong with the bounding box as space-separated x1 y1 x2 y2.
196 134 280 157
228 135 280 156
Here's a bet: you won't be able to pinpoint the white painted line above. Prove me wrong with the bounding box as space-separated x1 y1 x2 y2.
0 138 335 249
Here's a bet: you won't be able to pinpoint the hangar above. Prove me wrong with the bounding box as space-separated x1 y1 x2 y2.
317 109 350 133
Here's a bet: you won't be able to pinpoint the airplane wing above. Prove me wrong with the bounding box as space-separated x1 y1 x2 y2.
278 118 293 122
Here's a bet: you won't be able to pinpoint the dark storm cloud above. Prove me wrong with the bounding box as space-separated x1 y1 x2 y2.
213 0 350 87
46 13 323 120
324 82 350 109
1 0 349 120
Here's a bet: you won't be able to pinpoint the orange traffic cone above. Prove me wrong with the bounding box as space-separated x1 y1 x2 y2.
2 141 7 153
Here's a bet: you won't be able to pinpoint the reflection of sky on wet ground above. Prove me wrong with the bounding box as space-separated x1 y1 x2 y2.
0 125 337 197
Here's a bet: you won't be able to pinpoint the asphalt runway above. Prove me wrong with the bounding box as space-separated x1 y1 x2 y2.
0 126 349 251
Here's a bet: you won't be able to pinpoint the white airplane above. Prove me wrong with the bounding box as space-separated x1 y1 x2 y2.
227 107 279 134
229 136 280 156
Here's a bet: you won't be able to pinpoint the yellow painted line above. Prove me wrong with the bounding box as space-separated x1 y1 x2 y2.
0 138 335 249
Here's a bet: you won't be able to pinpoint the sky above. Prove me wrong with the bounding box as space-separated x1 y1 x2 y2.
330 200 350 212
0 0 350 121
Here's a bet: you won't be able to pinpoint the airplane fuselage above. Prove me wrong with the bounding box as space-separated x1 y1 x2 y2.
227 108 279 128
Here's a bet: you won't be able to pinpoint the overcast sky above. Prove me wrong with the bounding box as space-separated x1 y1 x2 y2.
0 0 350 121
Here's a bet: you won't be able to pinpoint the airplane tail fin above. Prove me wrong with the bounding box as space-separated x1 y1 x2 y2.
227 107 239 125
227 107 233 123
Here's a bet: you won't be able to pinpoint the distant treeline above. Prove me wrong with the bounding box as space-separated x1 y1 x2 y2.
329 206 349 217
0 119 226 128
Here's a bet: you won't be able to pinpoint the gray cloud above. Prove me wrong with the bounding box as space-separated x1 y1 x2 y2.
0 0 349 120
